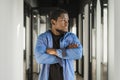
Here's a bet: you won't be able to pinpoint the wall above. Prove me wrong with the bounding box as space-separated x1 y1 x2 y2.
114 0 120 80
0 0 24 80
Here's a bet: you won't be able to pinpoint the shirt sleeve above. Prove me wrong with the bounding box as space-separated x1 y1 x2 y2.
34 35 60 64
56 34 83 59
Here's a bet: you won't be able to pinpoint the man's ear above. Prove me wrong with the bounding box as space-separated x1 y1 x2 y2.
51 19 55 25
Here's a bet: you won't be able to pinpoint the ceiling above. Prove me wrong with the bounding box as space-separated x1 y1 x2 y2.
36 0 91 17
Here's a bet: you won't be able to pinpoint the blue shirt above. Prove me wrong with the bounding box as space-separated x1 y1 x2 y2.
35 30 83 80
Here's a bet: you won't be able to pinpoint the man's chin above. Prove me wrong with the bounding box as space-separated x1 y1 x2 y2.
62 29 68 32
56 29 67 34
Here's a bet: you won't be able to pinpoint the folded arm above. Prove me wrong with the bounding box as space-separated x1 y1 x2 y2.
34 36 60 64
56 44 82 59
47 34 83 59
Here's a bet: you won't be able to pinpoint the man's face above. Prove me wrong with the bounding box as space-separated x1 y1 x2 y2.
52 13 69 32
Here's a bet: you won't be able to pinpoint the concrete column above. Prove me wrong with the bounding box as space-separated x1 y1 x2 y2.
108 0 120 80
114 0 120 79
96 0 102 80
108 0 114 80
0 0 24 80
83 4 89 80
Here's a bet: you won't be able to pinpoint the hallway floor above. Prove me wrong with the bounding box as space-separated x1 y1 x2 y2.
32 73 83 80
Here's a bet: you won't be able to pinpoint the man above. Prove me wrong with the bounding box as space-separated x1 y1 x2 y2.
35 8 82 80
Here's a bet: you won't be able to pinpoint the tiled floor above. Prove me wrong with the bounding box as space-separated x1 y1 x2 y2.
32 73 83 80
75 74 83 80
92 58 108 80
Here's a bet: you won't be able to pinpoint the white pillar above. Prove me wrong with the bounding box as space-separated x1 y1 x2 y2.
26 16 31 70
108 0 120 80
96 0 102 80
83 4 89 80
108 0 114 80
114 0 120 80
78 14 82 74
114 0 120 79
0 0 24 80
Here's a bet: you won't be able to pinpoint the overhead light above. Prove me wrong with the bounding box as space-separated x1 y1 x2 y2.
104 4 108 6
33 15 36 18
46 15 49 18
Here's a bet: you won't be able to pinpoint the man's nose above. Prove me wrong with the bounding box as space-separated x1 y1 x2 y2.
65 20 69 24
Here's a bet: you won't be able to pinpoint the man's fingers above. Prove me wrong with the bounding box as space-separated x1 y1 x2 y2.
68 44 78 48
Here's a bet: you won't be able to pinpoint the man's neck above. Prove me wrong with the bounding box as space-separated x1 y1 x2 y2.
51 29 61 35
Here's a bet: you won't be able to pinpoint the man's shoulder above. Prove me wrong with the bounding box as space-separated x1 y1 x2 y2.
38 30 51 38
65 32 77 37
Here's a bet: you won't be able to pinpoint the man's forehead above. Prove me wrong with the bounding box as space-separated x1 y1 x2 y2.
58 13 69 19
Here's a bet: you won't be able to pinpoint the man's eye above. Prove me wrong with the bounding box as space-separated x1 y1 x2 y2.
60 19 64 21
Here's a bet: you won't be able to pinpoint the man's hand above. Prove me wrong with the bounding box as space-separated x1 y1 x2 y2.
46 44 78 56
46 48 57 56
67 44 78 49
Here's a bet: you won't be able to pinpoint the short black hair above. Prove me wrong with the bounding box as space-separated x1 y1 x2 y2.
49 8 68 21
